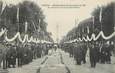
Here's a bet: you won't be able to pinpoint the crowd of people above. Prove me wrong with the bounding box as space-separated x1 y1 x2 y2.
0 43 53 69
61 41 114 68
0 41 114 69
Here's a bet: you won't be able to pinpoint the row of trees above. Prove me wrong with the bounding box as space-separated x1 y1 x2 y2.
0 1 53 43
61 2 115 44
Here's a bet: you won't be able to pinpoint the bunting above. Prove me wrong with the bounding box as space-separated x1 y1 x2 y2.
64 31 115 43
0 28 52 43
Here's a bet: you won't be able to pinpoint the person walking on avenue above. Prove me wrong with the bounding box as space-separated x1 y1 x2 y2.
89 44 98 68
22 45 31 65
81 44 87 64
16 45 24 67
6 45 17 68
36 45 42 58
74 44 83 65
105 41 113 64
0 43 9 69
95 42 100 63
100 44 106 64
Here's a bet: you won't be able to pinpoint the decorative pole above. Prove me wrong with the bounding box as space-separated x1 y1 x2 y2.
38 19 41 43
17 6 19 32
99 7 103 44
25 21 28 33
92 16 95 25
16 6 20 45
99 7 102 23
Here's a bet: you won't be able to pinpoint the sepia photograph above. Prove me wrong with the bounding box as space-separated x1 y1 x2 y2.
0 0 115 73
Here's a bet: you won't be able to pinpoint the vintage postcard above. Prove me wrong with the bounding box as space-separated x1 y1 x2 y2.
0 0 115 73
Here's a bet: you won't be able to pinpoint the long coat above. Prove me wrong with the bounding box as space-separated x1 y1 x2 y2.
74 46 83 63
6 47 17 65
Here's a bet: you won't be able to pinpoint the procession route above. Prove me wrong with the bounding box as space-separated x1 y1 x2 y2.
38 49 69 73
8 56 48 73
60 50 115 73
60 53 71 73
36 56 48 73
7 49 115 73
8 49 70 73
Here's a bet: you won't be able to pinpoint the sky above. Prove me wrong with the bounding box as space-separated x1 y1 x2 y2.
1 0 115 42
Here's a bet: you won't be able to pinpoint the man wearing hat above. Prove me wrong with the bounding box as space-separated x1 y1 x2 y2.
89 44 98 68
6 45 17 68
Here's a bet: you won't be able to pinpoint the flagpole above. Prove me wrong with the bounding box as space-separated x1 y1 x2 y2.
99 7 103 45
113 4 115 32
16 6 19 45
92 16 95 44
17 6 19 32
25 21 28 33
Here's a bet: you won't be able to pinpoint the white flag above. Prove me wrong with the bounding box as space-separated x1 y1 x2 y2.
99 7 102 23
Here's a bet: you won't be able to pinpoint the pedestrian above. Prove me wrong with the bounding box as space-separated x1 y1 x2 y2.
74 44 83 65
89 44 98 68
16 45 24 67
105 41 113 64
81 44 87 64
7 45 17 68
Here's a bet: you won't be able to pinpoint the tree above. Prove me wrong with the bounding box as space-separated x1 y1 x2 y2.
92 2 115 36
0 1 53 42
